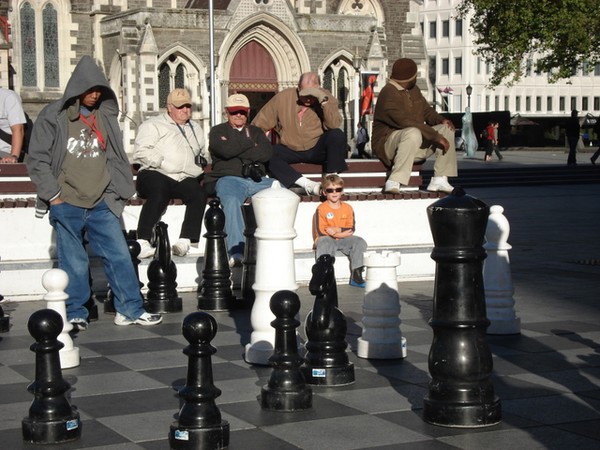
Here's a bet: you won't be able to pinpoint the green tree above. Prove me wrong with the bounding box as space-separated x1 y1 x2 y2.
457 0 600 86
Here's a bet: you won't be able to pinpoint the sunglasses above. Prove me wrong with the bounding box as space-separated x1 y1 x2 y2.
228 110 248 116
325 187 343 193
173 104 192 110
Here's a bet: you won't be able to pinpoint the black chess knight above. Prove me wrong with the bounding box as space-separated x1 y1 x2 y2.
301 254 355 385
146 221 182 313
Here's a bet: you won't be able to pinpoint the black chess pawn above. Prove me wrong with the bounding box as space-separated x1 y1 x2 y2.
22 309 81 444
146 221 182 313
301 254 355 386
423 189 501 427
197 199 236 311
261 290 312 411
169 312 229 449
0 296 9 332
240 202 257 304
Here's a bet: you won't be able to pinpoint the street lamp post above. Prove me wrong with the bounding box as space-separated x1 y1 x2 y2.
466 84 473 109
353 54 362 135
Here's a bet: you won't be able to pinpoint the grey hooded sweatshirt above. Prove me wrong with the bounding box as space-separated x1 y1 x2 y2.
27 55 135 217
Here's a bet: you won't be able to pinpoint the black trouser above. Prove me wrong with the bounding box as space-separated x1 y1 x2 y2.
268 129 348 187
136 170 207 243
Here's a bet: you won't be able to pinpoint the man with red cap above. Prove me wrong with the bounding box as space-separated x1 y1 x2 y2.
372 58 457 193
205 94 273 267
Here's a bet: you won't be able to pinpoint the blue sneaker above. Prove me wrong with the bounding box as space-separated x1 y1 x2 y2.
350 267 366 288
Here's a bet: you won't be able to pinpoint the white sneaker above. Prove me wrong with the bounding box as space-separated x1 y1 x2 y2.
384 180 411 194
172 238 190 256
137 239 155 259
427 176 455 193
304 180 321 196
186 244 203 256
114 311 163 326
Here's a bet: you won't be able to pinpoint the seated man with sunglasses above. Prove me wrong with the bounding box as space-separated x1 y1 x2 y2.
133 88 210 258
205 94 273 267
313 174 368 287
252 72 347 195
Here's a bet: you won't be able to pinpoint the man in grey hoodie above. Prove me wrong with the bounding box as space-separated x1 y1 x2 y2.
27 55 162 331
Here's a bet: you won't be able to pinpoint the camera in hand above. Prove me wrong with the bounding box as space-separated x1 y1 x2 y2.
242 162 264 182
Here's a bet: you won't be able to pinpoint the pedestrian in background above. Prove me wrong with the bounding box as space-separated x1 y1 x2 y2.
566 109 580 165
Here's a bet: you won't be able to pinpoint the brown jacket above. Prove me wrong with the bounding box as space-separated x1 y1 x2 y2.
252 87 342 151
372 80 446 167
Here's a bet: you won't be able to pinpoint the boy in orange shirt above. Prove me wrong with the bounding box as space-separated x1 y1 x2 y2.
313 174 368 287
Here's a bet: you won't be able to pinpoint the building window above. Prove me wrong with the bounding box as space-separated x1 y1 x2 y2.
19 1 60 89
595 64 600 76
495 95 500 111
485 95 490 111
42 4 59 87
582 97 588 111
429 21 437 39
536 96 542 111
158 55 188 108
525 96 532 111
442 58 449 75
571 96 577 110
337 67 348 108
594 96 600 110
559 96 565 111
428 56 436 85
504 95 510 110
525 59 533 77
20 2 37 87
442 20 449 38
547 96 553 112
516 96 521 112
454 57 462 75
455 19 463 37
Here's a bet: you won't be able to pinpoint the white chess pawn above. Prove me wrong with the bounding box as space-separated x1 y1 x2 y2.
357 251 407 359
245 181 300 365
42 269 80 368
484 205 521 335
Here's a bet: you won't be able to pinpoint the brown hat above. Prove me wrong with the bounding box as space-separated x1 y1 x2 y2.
167 88 192 107
225 93 250 111
391 58 418 83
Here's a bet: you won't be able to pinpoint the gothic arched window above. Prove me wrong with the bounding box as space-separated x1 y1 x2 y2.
19 1 60 89
20 2 36 87
158 55 190 108
43 4 59 87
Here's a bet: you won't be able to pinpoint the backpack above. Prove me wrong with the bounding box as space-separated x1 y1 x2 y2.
481 128 489 139
364 128 370 143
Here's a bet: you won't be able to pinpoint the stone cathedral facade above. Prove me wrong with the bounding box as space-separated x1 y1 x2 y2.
1 0 427 153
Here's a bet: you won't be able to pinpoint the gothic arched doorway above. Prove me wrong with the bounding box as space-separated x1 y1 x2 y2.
228 41 278 121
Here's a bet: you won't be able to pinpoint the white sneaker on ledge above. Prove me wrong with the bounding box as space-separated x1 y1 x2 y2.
384 180 412 194
186 244 203 256
172 238 190 256
427 176 454 193
137 239 155 259
304 180 321 196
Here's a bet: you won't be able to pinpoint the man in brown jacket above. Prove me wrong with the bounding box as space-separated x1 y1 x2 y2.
252 72 347 195
372 58 457 193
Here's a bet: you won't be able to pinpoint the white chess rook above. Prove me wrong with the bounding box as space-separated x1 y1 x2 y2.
42 269 80 368
357 251 407 359
245 181 300 365
484 205 521 335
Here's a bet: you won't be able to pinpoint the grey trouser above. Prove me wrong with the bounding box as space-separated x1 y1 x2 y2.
315 235 368 270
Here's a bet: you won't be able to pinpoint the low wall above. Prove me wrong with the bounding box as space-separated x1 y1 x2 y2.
0 196 438 300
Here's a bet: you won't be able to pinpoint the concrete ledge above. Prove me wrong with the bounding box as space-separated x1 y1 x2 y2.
0 195 439 299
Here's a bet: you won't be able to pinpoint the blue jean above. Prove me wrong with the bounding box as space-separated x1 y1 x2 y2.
215 176 274 254
49 200 146 321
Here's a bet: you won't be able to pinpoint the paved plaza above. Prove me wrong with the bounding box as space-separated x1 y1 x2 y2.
0 154 599 449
